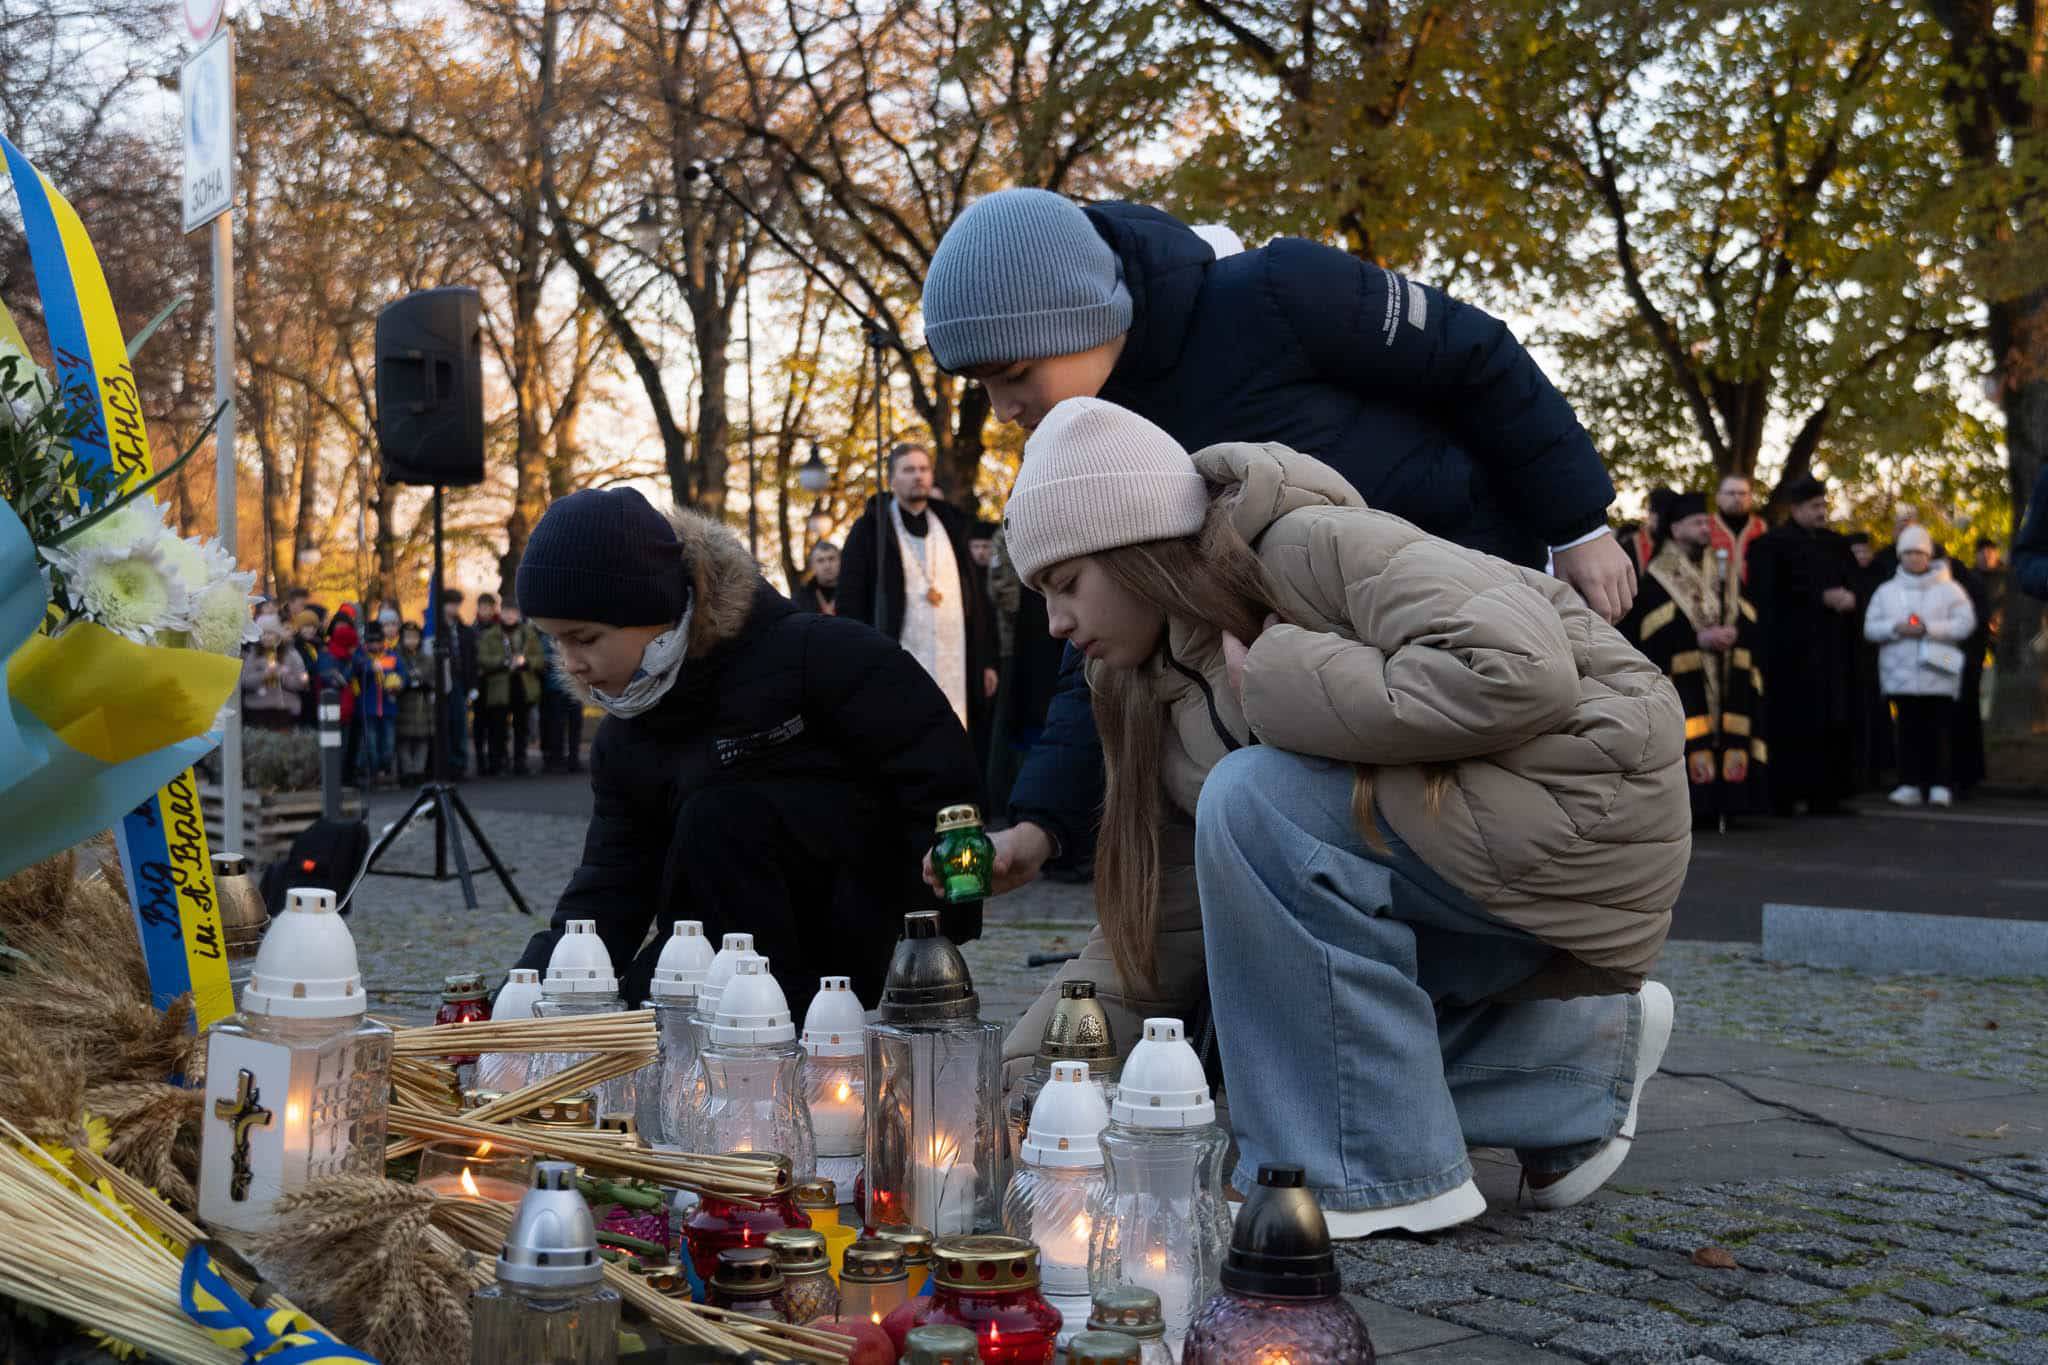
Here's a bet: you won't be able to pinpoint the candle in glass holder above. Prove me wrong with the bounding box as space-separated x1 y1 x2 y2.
880 1236 1060 1364
418 1141 532 1204
875 1224 935 1299
837 1238 910 1328
801 976 866 1191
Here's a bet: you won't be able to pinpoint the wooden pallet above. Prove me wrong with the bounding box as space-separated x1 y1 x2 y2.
198 783 362 864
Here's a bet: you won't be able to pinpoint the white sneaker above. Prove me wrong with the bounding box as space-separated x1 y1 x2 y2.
1888 785 1924 807
1929 786 1954 808
1527 980 1675 1212
1321 1178 1486 1240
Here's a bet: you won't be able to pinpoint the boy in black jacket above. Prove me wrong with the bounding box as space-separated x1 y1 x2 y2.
509 488 980 1010
920 187 1632 1072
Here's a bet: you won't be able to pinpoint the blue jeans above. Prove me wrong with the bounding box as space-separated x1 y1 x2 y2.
359 715 395 782
1195 747 1640 1209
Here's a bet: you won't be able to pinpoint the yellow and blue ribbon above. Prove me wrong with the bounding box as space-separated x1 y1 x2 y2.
0 134 235 1028
179 1245 379 1364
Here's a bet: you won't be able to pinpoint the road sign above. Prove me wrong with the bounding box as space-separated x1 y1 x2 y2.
184 0 225 46
181 30 234 233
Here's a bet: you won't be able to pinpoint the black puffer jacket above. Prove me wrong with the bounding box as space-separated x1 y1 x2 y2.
1089 202 1614 563
514 506 981 999
1010 205 1618 865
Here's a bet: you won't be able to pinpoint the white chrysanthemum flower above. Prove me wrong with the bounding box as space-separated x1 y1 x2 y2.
47 539 193 644
63 497 167 556
190 576 257 655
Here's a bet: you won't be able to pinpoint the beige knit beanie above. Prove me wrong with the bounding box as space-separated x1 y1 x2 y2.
1004 397 1210 587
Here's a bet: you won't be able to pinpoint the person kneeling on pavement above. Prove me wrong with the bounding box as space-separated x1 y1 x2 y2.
996 398 1689 1237
511 487 983 1009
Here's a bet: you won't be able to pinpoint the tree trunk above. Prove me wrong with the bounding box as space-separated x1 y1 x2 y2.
292 396 320 580
690 293 732 521
1991 285 2048 734
501 243 550 593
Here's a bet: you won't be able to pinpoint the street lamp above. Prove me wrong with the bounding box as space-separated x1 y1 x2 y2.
800 443 833 542
799 443 831 494
632 199 661 258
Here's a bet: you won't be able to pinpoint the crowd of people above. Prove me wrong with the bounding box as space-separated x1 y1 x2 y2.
1617 473 2004 824
237 585 587 787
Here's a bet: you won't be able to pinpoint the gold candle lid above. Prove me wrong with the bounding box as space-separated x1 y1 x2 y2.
794 1177 837 1209
765 1227 830 1274
875 1224 933 1264
931 1235 1039 1292
597 1112 638 1138
1066 1331 1141 1363
1039 978 1117 1063
711 1246 783 1295
527 1093 598 1127
935 804 983 833
840 1238 908 1284
1088 1285 1166 1339
459 1088 506 1112
904 1325 982 1364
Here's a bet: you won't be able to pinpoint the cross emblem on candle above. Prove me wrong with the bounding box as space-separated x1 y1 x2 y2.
213 1069 273 1202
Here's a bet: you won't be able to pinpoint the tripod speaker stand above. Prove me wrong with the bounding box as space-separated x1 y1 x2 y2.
352 486 531 916
347 287 529 916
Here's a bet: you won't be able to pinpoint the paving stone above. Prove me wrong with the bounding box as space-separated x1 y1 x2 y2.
1969 1304 2048 1334
1892 1277 1987 1316
1739 1275 1840 1307
1989 1340 2048 1365
1626 1281 1725 1317
1546 1260 1663 1294
1472 1269 1572 1302
1711 1299 1812 1335
1828 1294 1925 1326
1438 1298 1576 1345
1971 1247 2045 1274
1545 1311 1722 1363
1542 1291 1652 1324
1366 1275 1484 1310
1982 1274 2048 1303
1893 1351 1978 1365
1751 1231 1870 1265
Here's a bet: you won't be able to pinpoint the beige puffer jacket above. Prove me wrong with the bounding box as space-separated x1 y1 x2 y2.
1107 441 1690 998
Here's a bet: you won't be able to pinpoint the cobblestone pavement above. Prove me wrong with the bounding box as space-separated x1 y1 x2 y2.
347 802 2046 1091
1346 1158 2048 1363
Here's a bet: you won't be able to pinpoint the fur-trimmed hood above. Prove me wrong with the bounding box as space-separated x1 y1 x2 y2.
548 503 767 703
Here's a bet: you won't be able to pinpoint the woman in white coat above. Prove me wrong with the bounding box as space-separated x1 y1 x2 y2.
1864 526 1977 807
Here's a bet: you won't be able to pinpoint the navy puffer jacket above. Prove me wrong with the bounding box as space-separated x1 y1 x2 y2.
1009 205 1618 865
1089 203 1613 563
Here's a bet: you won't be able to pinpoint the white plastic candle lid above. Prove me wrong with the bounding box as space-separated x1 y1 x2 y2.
494 968 544 1022
710 957 796 1045
1110 1018 1216 1128
650 920 714 1000
542 919 619 995
241 887 366 1019
697 933 758 1014
801 976 865 1057
1022 1060 1110 1168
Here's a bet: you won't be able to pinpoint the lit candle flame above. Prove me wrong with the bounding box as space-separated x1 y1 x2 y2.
459 1167 481 1198
475 1141 492 1157
1147 1249 1167 1272
834 1081 851 1102
869 1311 882 1325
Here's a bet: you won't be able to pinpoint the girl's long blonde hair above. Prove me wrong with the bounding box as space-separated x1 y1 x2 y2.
1089 494 1449 992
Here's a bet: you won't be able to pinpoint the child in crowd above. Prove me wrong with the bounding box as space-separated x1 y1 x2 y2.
508 488 982 1010
393 621 432 781
919 188 1639 1076
355 620 400 787
996 397 1686 1236
1865 526 1977 808
240 613 309 732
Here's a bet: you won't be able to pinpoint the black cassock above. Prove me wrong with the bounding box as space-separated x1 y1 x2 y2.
1750 523 1862 814
1622 541 1769 822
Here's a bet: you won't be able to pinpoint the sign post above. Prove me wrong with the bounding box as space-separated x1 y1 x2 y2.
182 23 241 859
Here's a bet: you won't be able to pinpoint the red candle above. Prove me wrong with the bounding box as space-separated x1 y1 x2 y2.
880 1236 1061 1364
812 1315 898 1364
683 1189 810 1293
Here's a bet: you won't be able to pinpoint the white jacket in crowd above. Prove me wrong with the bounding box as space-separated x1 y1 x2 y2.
1863 559 1976 700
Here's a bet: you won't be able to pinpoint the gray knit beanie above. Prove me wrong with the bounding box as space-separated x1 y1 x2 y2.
1004 398 1209 587
922 189 1133 373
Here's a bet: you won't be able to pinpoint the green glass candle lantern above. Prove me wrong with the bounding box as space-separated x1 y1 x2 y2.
930 806 996 903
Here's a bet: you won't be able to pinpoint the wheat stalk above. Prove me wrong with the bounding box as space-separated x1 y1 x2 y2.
385 1049 654 1160
0 1118 339 1364
391 1009 658 1056
388 1107 781 1199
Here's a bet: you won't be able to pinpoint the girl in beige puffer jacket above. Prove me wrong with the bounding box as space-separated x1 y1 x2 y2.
1003 398 1690 1239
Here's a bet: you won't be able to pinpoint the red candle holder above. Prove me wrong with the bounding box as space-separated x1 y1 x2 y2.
434 971 491 1068
682 1184 810 1292
880 1235 1061 1364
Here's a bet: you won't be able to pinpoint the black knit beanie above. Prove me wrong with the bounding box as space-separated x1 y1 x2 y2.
515 488 690 627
